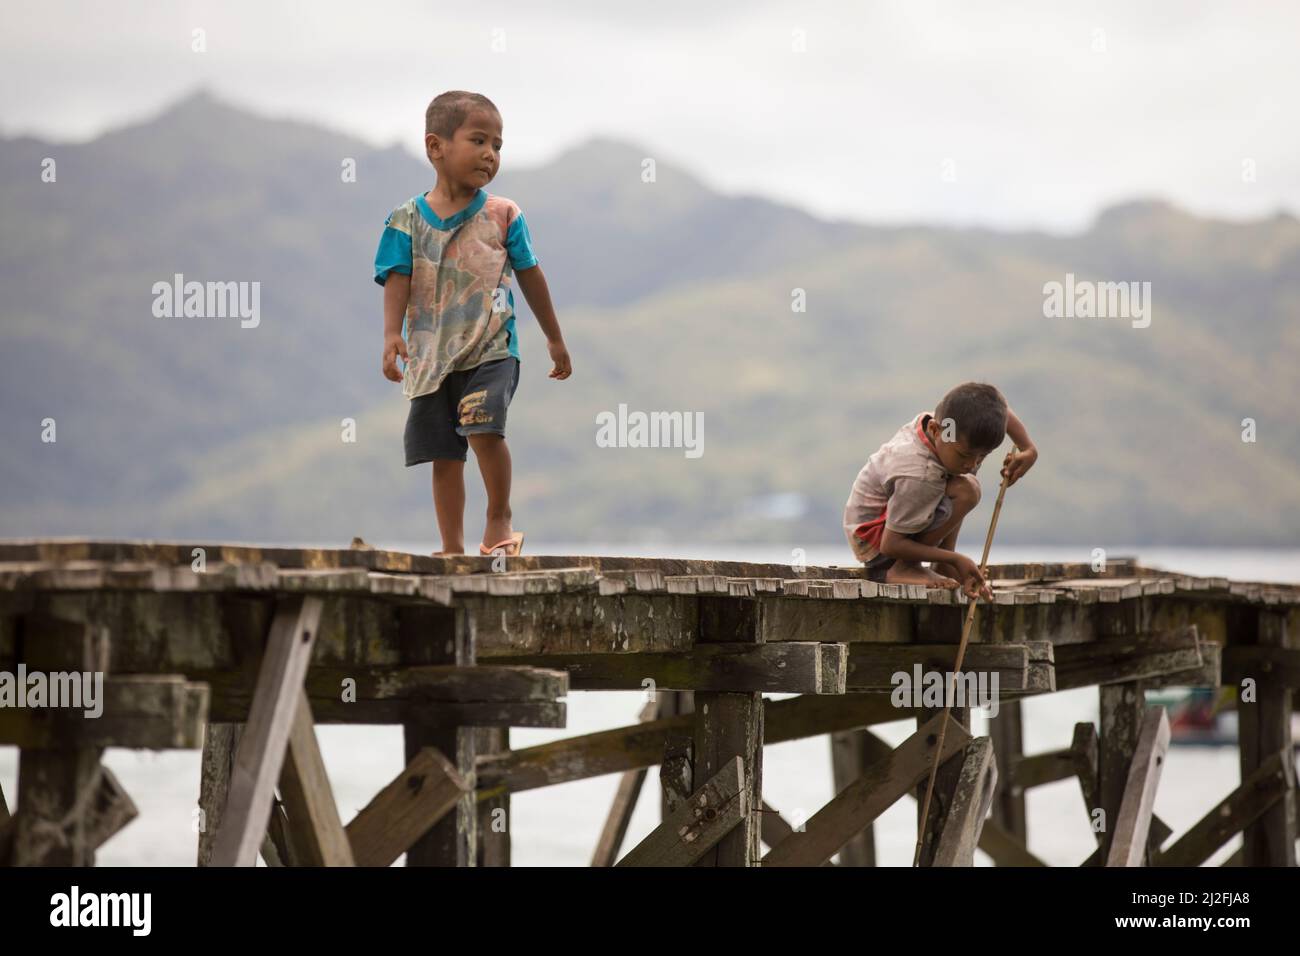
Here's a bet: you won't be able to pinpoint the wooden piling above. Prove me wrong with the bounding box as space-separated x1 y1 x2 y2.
988 701 1027 845
692 597 762 866
399 604 477 866
1237 609 1296 866
1097 681 1144 863
829 729 878 865
11 613 106 866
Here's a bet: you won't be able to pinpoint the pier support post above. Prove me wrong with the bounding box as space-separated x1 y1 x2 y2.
915 705 970 866
829 730 877 865
1237 609 1296 866
400 604 477 866
692 597 762 866
198 723 242 866
659 691 694 820
988 700 1027 845
11 613 107 866
476 727 510 866
1098 681 1145 863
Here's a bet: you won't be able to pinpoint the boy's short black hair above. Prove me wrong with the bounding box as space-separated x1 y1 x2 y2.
934 382 1007 452
425 91 500 141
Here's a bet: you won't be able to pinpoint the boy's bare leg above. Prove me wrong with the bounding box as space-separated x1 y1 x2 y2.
468 433 514 550
885 475 981 588
432 459 466 554
929 474 981 580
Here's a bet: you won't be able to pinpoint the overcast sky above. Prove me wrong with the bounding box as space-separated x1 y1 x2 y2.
4 0 1297 231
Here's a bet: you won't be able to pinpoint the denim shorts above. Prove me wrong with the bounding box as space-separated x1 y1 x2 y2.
863 494 954 582
404 357 520 465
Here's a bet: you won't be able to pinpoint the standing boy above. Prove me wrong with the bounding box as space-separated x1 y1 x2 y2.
375 91 572 556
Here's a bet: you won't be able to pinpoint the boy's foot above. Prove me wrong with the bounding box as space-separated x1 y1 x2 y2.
931 561 960 581
885 560 958 589
480 530 525 557
432 549 464 557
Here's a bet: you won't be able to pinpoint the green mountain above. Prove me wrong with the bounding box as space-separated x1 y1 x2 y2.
2 89 1297 549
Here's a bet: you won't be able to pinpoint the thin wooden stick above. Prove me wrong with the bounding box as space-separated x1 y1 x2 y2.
912 456 1015 867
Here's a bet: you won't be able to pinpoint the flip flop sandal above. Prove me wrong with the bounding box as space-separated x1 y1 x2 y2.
480 531 525 557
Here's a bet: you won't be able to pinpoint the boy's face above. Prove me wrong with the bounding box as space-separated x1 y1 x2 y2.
426 109 503 187
927 418 992 476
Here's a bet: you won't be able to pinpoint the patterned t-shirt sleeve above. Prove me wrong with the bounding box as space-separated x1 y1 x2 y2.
505 210 539 271
884 477 946 534
373 205 413 286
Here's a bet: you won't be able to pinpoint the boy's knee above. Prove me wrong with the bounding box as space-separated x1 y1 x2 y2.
945 473 981 510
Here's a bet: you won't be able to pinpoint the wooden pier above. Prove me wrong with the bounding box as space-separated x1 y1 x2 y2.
0 539 1295 867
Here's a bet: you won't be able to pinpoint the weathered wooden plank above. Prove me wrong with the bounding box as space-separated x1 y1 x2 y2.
276 569 372 592
616 757 747 867
762 712 971 867
1009 748 1078 790
0 675 209 749
344 747 471 868
219 696 563 727
0 560 281 593
1156 748 1294 867
607 570 666 592
1105 708 1171 867
846 644 1030 692
1222 645 1300 690
277 691 354 866
933 738 998 866
475 692 908 794
272 663 570 701
757 801 838 867
0 586 1115 672
591 700 657 867
1051 578 1143 602
977 819 1047 866
597 576 628 597
492 643 845 694
210 595 323 867
1052 626 1210 689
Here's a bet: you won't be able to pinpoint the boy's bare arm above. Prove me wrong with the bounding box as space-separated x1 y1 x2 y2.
515 265 572 380
1002 406 1038 485
382 274 410 382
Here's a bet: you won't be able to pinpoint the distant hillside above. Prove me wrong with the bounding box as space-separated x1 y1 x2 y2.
1 89 1297 549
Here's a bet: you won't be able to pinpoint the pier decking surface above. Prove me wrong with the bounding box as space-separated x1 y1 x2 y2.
0 539 1295 868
